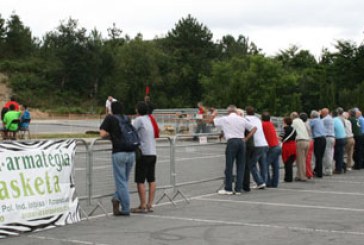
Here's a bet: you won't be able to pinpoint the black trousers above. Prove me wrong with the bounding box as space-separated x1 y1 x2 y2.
284 155 295 182
354 135 364 169
243 145 254 191
313 136 326 177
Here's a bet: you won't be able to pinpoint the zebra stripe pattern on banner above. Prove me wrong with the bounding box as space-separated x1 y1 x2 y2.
0 139 75 152
0 139 81 239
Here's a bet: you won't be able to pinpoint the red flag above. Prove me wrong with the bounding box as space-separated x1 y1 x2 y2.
145 85 150 95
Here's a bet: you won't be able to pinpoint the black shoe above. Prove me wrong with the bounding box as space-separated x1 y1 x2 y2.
112 199 121 215
119 211 130 216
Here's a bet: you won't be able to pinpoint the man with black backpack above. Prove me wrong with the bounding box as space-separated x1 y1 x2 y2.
100 101 138 216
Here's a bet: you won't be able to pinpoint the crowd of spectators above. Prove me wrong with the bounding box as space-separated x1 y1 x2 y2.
209 105 362 194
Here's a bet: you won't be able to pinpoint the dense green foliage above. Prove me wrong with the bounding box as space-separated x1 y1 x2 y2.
0 13 364 115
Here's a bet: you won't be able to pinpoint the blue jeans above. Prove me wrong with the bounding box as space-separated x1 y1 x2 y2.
225 138 246 192
267 145 281 187
112 151 135 213
249 146 269 185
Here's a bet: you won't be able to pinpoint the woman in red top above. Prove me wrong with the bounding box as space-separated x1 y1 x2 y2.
279 117 297 182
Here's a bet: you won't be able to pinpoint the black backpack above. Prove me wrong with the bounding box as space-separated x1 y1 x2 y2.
114 115 140 151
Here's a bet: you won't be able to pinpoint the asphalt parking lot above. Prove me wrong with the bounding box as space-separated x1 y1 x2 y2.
3 120 364 244
3 166 364 245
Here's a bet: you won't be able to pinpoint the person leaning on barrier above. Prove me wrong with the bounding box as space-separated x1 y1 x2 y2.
236 108 252 192
131 101 157 213
333 108 347 174
262 111 282 188
279 117 297 182
356 109 364 169
245 106 269 189
210 105 257 195
349 108 362 169
99 101 135 216
321 108 335 176
343 111 355 171
300 112 314 179
309 110 327 178
290 112 310 182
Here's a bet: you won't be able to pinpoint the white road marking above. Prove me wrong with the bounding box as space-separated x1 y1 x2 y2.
318 180 364 184
276 188 364 196
75 154 224 171
27 235 110 245
195 197 364 212
74 191 364 239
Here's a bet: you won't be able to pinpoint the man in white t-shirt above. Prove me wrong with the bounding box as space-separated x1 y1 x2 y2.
212 105 257 195
105 96 117 114
245 106 269 189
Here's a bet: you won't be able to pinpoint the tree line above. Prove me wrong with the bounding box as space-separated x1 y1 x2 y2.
0 13 363 115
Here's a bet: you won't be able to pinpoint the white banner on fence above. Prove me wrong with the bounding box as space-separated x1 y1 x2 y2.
0 139 80 238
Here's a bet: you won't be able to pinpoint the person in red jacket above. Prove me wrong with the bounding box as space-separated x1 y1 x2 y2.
4 96 20 111
262 112 282 187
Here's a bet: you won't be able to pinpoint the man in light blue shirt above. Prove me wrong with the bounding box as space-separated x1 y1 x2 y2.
358 111 364 134
309 110 326 177
355 109 364 169
333 108 347 174
310 112 326 138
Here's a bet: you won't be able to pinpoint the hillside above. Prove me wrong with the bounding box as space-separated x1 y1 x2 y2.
0 73 12 108
0 73 50 119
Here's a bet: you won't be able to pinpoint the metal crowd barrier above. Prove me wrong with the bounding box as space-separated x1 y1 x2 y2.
155 133 226 205
73 139 90 218
85 136 175 216
68 132 226 217
0 134 227 217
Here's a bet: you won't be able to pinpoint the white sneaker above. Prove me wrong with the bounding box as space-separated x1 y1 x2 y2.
218 189 233 195
256 183 266 189
234 192 242 195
